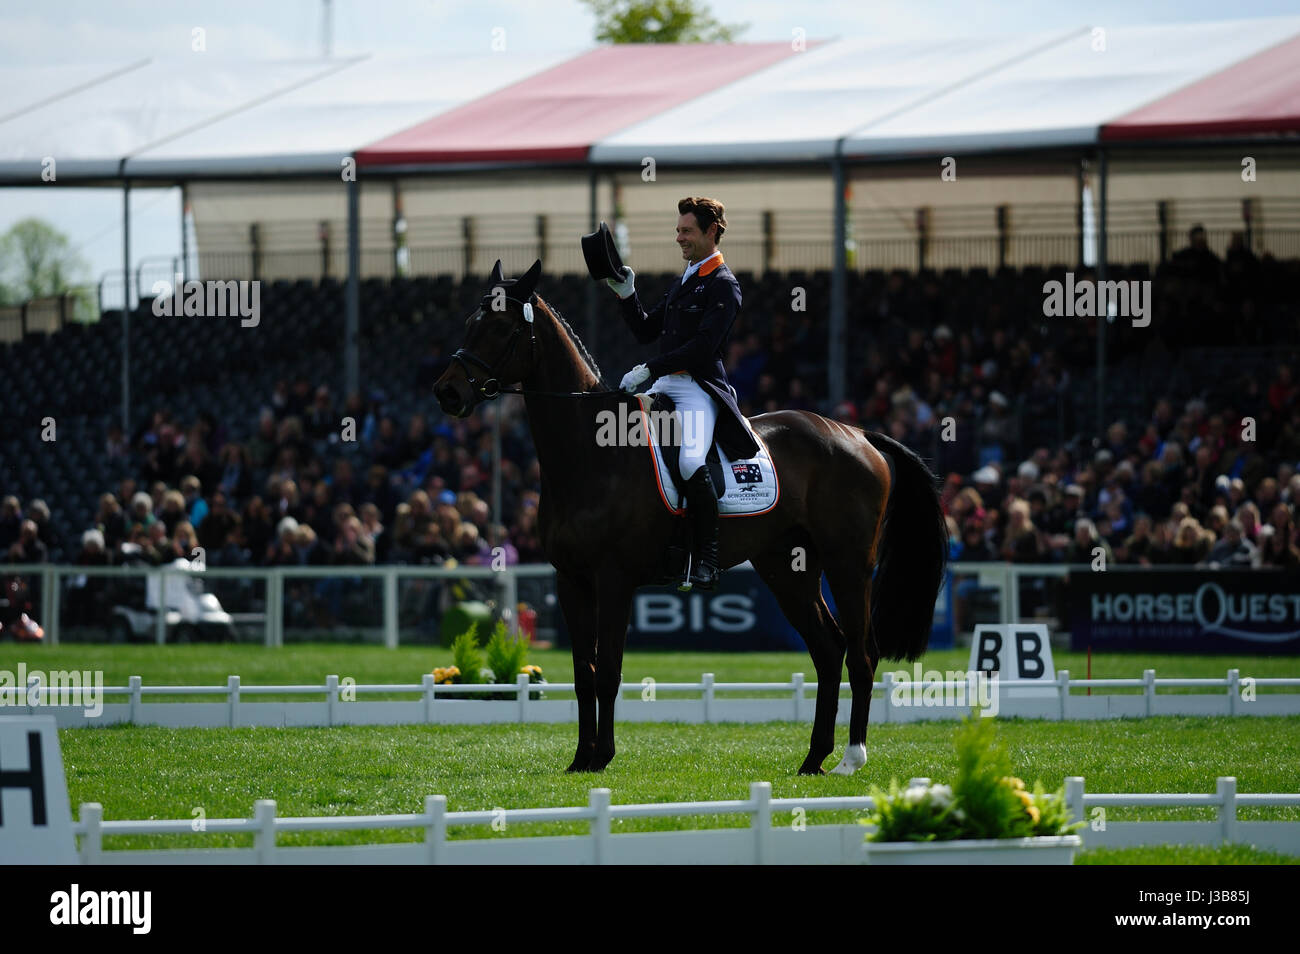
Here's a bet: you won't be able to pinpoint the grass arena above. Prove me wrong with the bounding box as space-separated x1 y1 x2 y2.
6 642 1298 865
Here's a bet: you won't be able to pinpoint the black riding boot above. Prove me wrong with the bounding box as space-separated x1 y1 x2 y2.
684 467 720 591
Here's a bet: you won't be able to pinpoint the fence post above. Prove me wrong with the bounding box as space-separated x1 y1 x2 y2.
1057 669 1069 720
517 672 530 723
702 673 715 724
227 675 240 728
792 672 805 722
907 777 930 788
264 570 282 647
1226 669 1240 716
1065 777 1085 831
254 800 277 864
1143 669 1156 717
26 674 40 711
154 567 168 645
129 675 141 725
589 788 611 865
423 673 436 724
80 803 103 864
1217 777 1237 844
326 674 339 727
750 782 772 865
42 566 59 647
881 670 894 723
424 795 446 864
383 569 399 649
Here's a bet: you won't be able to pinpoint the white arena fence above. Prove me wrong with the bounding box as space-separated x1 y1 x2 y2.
70 777 1300 864
6 669 1299 728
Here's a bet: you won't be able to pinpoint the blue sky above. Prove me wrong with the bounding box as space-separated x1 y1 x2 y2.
3 0 1298 296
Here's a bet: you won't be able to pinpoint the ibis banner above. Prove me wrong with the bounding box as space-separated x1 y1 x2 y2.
1068 569 1300 654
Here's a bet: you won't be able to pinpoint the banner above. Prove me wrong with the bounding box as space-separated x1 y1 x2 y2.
553 567 954 652
1068 569 1300 654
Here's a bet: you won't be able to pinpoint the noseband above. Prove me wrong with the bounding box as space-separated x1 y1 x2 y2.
450 295 535 399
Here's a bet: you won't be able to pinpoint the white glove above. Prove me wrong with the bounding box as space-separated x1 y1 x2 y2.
604 266 636 299
620 364 651 393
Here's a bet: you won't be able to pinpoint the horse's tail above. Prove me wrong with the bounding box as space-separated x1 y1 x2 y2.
862 431 948 661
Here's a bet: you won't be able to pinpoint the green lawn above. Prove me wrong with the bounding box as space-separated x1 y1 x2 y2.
61 717 1300 864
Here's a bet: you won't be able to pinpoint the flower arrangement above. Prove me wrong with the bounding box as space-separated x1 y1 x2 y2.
864 714 1082 843
431 621 545 698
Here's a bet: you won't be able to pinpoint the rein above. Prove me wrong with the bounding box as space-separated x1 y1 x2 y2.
451 294 611 400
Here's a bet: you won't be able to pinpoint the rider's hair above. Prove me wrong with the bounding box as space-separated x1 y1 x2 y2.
678 196 726 244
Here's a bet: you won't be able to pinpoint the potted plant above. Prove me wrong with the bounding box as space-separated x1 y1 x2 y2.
861 715 1083 865
431 621 545 700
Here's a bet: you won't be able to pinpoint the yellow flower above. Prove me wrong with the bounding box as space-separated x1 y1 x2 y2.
1026 804 1041 825
1004 776 1026 791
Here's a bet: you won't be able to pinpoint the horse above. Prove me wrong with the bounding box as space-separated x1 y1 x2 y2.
435 259 947 775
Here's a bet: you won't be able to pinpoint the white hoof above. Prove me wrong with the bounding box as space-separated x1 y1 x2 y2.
829 743 867 776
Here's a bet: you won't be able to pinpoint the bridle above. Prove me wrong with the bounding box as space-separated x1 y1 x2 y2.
449 293 608 401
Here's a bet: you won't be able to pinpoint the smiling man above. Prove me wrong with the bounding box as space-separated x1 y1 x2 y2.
605 196 759 590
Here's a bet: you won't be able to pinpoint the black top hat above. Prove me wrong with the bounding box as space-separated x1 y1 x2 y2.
580 221 627 283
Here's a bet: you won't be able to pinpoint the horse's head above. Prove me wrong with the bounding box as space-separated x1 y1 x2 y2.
435 258 542 417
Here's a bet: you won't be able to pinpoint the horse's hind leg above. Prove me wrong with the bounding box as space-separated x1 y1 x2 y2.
824 562 877 776
752 550 846 775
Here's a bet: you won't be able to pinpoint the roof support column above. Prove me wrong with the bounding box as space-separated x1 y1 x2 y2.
122 177 131 434
345 163 360 401
180 182 189 282
829 155 848 408
1096 147 1109 442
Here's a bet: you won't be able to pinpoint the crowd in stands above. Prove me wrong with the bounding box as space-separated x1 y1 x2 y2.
2 226 1298 575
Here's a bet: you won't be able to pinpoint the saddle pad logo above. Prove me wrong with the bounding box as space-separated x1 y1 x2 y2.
731 463 763 483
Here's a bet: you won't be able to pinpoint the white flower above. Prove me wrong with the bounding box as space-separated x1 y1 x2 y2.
902 785 929 806
928 784 953 809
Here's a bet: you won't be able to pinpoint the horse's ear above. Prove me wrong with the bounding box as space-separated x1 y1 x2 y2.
489 260 504 286
514 259 543 300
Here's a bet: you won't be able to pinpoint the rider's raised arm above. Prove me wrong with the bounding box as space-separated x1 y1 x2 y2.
618 286 667 344
643 277 741 380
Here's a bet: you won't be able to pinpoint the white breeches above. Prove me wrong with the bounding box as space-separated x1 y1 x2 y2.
647 372 718 480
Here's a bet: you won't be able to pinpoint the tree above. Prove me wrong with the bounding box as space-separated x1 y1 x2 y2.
581 0 747 44
0 218 87 303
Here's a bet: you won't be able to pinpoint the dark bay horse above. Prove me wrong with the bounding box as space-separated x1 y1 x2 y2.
435 260 947 775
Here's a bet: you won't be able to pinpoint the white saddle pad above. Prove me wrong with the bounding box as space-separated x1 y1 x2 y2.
634 394 780 517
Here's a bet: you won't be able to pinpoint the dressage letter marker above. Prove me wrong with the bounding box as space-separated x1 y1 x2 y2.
0 716 76 863
969 624 1056 698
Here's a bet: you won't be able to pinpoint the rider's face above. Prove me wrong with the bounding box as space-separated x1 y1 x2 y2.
676 213 715 264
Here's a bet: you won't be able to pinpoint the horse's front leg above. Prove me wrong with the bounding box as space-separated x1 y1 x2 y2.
591 572 636 772
557 572 598 772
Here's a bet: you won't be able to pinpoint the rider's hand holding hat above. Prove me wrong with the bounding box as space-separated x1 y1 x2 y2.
605 267 636 299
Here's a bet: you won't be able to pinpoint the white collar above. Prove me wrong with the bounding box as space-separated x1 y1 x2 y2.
681 250 721 284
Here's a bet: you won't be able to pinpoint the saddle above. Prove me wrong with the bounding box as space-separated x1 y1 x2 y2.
632 392 780 586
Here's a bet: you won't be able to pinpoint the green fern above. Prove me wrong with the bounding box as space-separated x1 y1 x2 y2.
450 623 485 685
484 621 530 684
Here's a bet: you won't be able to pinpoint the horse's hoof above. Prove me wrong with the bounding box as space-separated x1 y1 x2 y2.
829 743 867 776
588 751 615 772
566 746 595 772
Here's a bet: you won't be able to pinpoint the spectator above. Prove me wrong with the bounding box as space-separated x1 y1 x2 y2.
181 475 209 528
7 519 47 563
1203 519 1259 568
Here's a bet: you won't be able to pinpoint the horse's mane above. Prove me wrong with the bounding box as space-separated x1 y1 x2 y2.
535 295 607 390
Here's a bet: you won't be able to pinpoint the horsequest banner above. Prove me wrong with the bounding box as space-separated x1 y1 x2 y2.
1068 569 1300 654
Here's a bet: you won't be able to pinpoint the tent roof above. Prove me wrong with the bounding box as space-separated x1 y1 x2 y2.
588 30 1083 165
1103 34 1300 141
841 17 1300 158
2 18 1300 185
355 43 799 166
